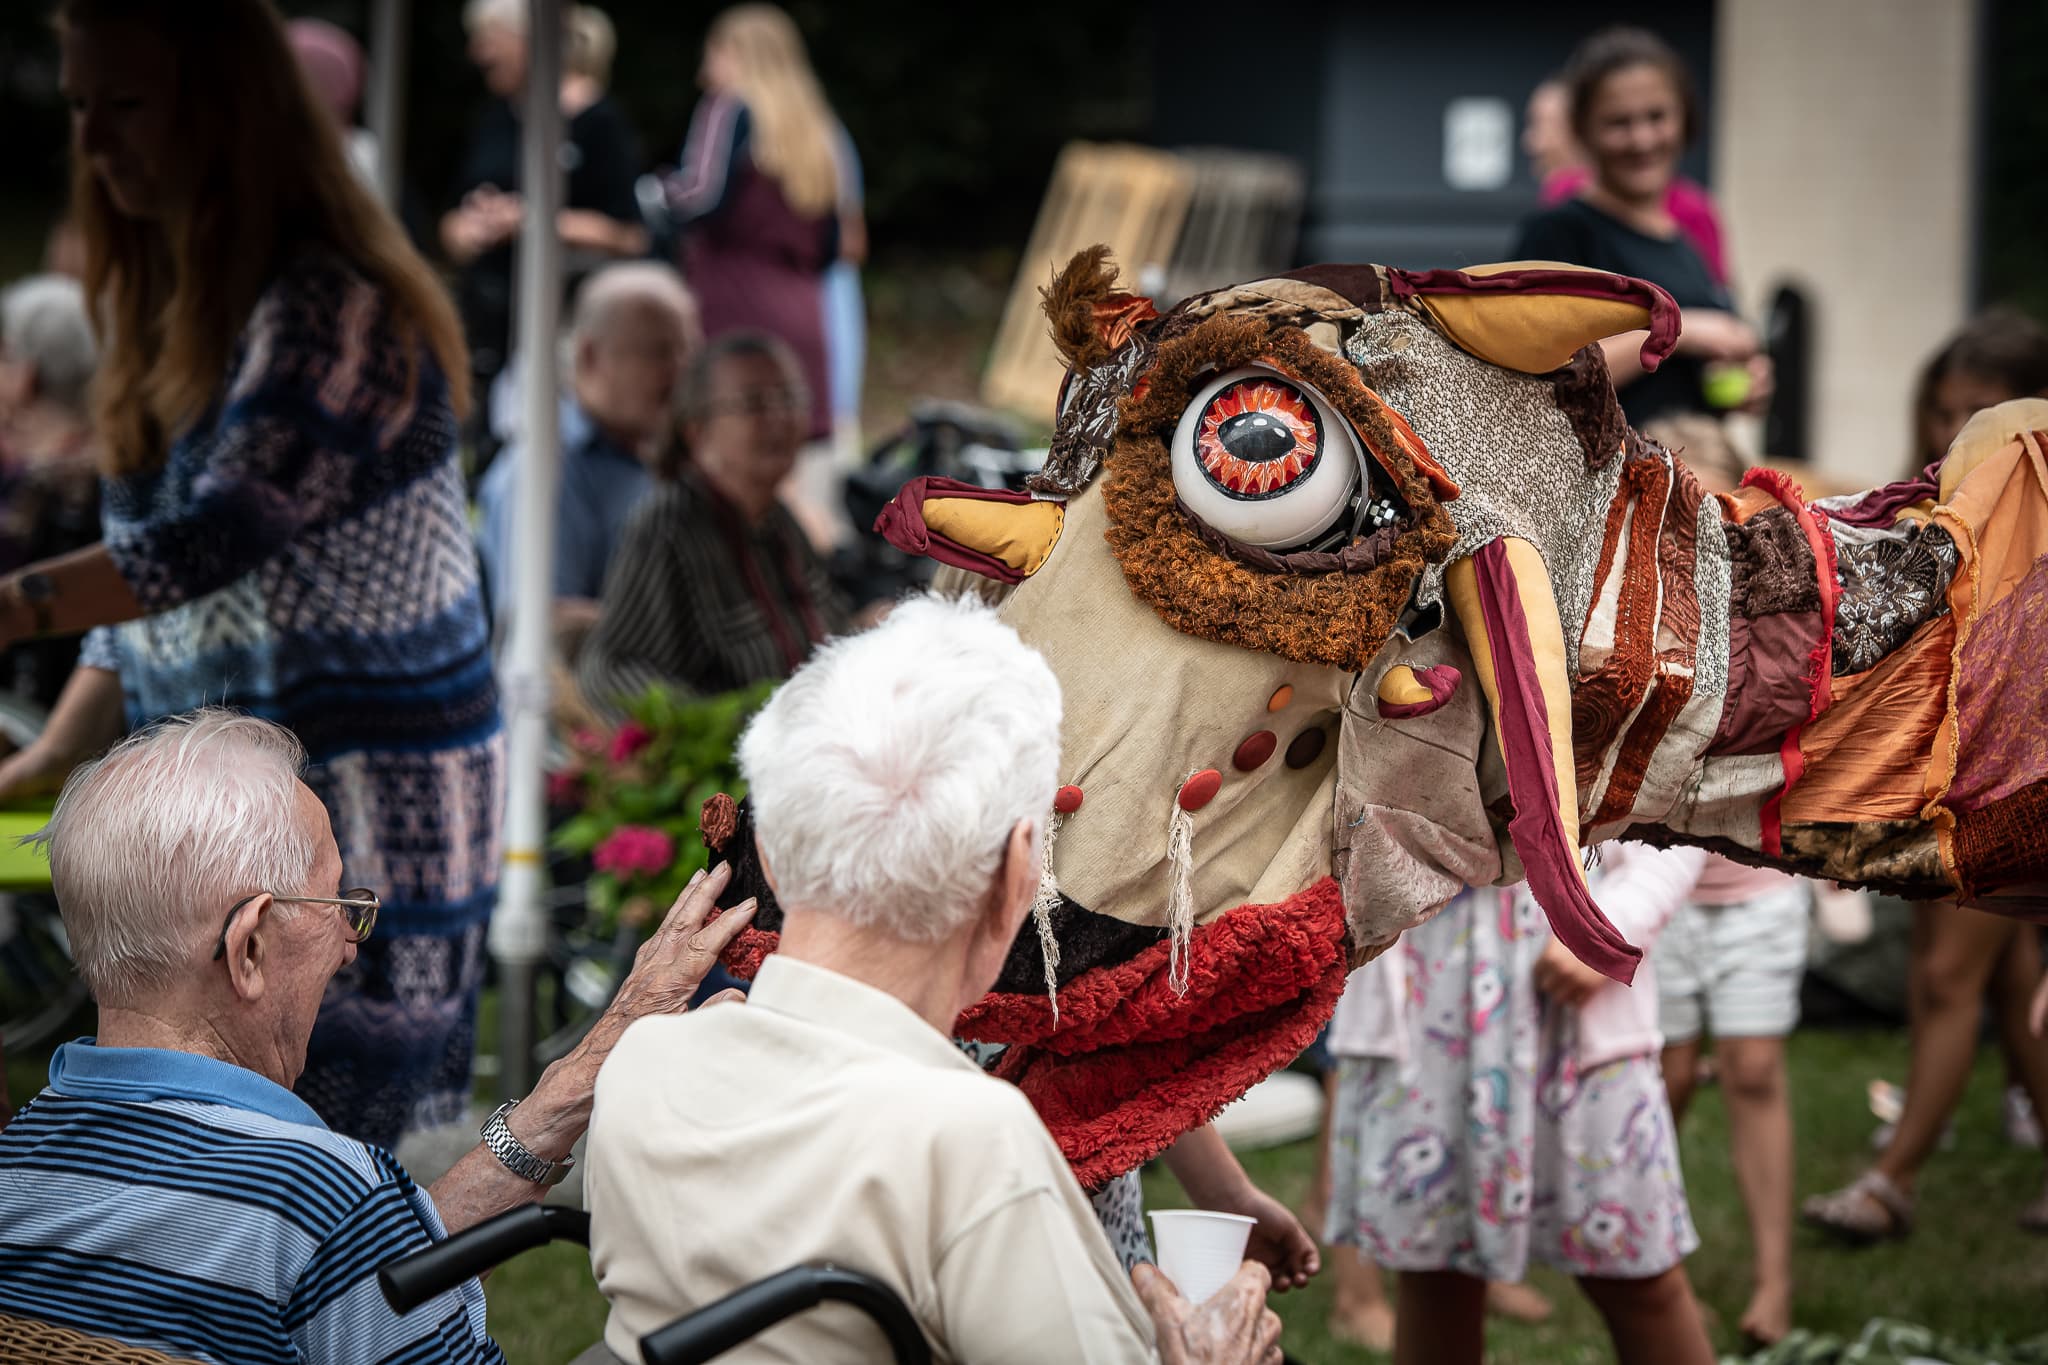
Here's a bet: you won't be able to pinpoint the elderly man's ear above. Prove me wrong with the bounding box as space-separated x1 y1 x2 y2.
220 897 275 1004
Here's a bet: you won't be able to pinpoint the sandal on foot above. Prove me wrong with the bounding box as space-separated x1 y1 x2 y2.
1801 1170 1913 1243
2020 1184 2048 1234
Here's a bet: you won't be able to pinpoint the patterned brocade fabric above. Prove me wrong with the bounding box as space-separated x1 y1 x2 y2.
1828 520 1959 677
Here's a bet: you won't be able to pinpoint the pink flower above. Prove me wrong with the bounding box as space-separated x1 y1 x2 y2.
546 770 583 808
571 729 605 755
592 825 674 879
608 721 654 764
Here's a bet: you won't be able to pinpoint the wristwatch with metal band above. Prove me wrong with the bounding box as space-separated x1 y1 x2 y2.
479 1099 574 1186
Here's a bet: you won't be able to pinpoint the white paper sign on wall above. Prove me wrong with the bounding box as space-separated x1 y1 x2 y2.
1443 97 1514 191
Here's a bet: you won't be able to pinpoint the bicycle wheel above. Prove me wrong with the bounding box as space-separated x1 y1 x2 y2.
0 893 89 1053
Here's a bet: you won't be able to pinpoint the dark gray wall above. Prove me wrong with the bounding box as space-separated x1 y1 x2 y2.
1154 0 1716 270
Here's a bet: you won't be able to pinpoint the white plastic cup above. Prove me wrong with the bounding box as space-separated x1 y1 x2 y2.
1147 1210 1256 1305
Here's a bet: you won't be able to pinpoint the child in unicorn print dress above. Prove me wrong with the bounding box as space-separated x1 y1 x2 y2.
1324 844 1717 1365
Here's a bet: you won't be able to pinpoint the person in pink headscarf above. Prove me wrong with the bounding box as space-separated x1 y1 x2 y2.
286 18 378 187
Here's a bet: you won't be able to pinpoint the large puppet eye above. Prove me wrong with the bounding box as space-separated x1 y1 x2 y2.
1169 367 1362 550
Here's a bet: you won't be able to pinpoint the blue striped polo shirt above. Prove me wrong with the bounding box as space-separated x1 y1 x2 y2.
0 1040 503 1365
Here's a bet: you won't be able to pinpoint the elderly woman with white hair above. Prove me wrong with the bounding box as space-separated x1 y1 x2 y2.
0 708 757 1363
0 273 100 711
584 595 1281 1365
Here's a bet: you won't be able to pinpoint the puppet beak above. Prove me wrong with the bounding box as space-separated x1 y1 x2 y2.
1445 538 1641 983
874 478 1065 584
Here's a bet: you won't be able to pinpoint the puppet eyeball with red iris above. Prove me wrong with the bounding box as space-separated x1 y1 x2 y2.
1169 367 1363 550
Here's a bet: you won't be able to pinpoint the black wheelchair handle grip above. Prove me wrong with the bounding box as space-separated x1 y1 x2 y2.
639 1264 932 1365
379 1204 592 1313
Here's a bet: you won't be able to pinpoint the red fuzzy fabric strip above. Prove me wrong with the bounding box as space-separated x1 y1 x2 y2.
992 881 1353 1187
1740 467 1840 856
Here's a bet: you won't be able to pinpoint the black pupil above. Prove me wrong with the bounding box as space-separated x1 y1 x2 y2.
1217 409 1297 463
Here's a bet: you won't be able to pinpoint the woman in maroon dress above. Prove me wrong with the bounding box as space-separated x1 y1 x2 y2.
666 5 841 445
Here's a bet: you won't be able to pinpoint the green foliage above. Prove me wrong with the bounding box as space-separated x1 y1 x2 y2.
547 680 774 939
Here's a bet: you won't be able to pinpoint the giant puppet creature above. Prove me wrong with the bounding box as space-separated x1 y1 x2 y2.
707 248 2048 1188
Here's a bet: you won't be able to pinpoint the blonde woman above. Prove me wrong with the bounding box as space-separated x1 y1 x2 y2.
665 4 844 444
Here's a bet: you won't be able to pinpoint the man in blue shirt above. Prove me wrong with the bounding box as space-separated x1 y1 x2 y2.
0 708 755 1364
477 261 699 656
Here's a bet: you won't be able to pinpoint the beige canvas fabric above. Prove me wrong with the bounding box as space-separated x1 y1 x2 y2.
996 482 1350 928
1338 624 1508 949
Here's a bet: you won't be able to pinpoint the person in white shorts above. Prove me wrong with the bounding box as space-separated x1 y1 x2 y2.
1654 857 1811 1346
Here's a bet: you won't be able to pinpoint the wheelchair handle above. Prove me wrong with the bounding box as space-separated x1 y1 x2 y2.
638 1264 931 1365
379 1204 592 1313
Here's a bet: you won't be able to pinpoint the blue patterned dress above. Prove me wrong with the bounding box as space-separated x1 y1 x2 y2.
82 250 503 1149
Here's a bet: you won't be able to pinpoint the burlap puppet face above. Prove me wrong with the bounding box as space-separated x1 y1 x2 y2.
715 250 2048 1186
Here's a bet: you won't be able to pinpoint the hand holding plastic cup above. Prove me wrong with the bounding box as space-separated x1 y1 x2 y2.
1148 1210 1256 1304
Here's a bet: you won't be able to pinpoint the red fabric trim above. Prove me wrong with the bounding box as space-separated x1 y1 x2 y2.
716 879 1354 1188
991 881 1352 1187
871 476 1042 585
1385 266 1682 374
1473 541 1642 983
1573 458 1674 790
1739 468 1839 857
1377 664 1462 720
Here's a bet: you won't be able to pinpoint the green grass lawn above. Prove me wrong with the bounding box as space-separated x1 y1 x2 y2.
8 1024 2041 1363
468 1028 2047 1364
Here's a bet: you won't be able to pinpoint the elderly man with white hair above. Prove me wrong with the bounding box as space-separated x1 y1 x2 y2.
476 260 701 653
0 708 756 1364
585 595 1282 1364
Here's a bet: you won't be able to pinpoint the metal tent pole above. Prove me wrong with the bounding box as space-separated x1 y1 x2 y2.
489 0 564 1100
364 0 408 211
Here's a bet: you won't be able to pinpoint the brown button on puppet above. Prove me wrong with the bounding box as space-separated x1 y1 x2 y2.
710 247 2048 1190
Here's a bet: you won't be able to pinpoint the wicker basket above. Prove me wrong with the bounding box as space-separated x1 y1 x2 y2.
0 1312 201 1365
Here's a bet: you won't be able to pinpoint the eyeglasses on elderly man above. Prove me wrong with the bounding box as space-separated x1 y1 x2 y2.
0 708 756 1365
211 887 379 961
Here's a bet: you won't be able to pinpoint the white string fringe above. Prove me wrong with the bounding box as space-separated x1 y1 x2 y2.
1032 811 1064 1022
1165 778 1197 996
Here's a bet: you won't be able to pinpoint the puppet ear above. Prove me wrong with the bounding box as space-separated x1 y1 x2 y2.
1387 262 1681 376
1041 245 1160 371
1444 539 1642 984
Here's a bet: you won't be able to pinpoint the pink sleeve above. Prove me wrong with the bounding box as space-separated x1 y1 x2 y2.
1667 179 1729 287
1588 842 1710 955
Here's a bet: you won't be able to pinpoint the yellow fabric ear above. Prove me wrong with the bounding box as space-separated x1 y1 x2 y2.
1392 260 1680 376
1411 263 1654 375
922 497 1066 579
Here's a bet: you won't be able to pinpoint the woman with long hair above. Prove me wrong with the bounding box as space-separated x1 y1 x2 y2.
0 0 502 1151
665 4 843 449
